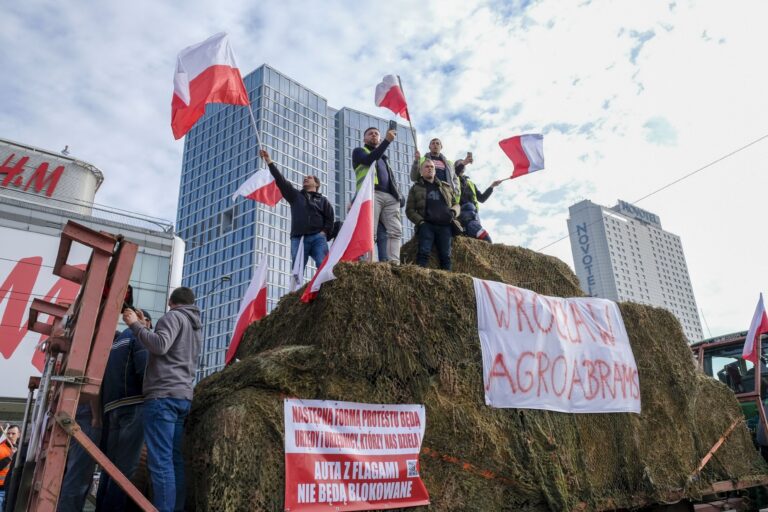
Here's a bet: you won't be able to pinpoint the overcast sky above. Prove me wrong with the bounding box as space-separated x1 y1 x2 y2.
2 0 766 338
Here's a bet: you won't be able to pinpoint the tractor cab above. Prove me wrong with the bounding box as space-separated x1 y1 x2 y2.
692 331 768 453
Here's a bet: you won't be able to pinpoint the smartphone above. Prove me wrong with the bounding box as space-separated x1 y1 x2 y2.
388 120 398 132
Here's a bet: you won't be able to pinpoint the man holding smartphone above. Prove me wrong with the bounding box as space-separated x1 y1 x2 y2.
411 138 460 201
352 124 403 264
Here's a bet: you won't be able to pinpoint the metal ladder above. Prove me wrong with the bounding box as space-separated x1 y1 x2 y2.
9 220 155 512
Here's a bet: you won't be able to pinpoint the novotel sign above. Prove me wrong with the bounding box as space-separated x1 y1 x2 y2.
615 200 661 227
575 222 596 296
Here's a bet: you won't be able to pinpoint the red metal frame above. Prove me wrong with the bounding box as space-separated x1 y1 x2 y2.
13 221 154 512
54 411 155 511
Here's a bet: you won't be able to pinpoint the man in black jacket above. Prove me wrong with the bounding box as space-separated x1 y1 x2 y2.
96 311 151 511
260 149 334 273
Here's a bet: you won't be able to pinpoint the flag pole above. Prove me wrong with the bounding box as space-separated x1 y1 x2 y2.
246 103 265 153
370 162 375 261
396 75 418 149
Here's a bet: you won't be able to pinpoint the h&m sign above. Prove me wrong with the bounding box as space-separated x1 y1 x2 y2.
0 153 65 197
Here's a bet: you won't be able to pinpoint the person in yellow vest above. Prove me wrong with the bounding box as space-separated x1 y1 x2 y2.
0 425 20 510
410 138 460 200
454 156 503 243
352 126 404 264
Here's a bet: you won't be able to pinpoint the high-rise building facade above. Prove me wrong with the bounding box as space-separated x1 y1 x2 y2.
567 199 704 343
177 65 417 379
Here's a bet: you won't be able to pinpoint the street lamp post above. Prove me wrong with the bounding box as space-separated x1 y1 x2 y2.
195 275 232 381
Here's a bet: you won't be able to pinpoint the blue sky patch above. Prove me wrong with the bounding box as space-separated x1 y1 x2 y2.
450 111 484 133
543 123 577 135
536 186 570 205
643 116 678 146
628 29 656 64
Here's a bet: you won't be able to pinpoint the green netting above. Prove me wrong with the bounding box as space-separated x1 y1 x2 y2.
185 238 766 511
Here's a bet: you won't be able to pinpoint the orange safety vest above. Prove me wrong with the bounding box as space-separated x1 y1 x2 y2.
0 439 14 488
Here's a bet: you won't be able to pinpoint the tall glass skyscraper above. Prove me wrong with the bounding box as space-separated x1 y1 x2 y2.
177 65 417 379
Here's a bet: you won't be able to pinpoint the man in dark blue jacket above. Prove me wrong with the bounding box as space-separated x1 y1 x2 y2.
261 149 334 274
96 311 150 511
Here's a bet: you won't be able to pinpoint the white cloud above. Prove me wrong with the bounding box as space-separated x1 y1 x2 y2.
1 0 766 336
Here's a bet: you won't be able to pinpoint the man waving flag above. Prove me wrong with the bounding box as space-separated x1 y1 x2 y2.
171 32 250 139
301 165 375 302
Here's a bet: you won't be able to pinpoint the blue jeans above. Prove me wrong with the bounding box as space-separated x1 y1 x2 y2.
96 404 145 512
144 398 190 512
291 233 329 271
58 405 102 512
376 223 388 261
416 223 453 270
0 489 5 511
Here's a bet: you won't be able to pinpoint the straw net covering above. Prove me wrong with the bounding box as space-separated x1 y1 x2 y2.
186 238 766 511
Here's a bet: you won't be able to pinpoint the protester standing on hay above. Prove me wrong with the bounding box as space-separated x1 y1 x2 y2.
122 287 203 512
411 138 460 200
406 159 462 270
454 155 503 243
352 126 404 264
260 149 334 274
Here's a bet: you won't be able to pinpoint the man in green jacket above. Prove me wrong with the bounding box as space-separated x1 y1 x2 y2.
410 138 460 200
406 159 461 270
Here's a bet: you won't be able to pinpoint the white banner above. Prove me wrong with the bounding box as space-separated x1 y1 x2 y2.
473 278 641 413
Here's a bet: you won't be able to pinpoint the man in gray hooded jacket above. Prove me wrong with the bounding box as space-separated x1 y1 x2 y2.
122 287 202 512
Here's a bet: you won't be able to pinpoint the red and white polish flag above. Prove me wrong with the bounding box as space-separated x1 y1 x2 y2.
225 257 269 365
290 236 305 292
742 293 768 364
301 165 375 303
232 168 283 207
171 32 250 140
374 74 410 120
499 134 545 179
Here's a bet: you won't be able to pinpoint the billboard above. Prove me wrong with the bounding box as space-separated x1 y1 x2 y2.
0 226 90 398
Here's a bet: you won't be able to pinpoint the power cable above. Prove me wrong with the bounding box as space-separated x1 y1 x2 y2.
536 132 768 252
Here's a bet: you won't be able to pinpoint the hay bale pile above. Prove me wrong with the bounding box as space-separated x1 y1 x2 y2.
401 237 583 297
186 238 767 511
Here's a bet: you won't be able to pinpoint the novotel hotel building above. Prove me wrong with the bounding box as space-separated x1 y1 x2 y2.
567 199 704 343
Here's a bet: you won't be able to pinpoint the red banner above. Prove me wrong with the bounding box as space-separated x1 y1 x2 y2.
284 399 429 511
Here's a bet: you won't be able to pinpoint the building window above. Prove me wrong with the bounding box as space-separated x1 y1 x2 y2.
220 207 235 235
